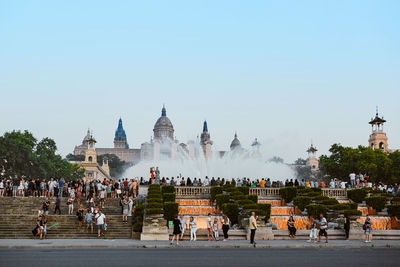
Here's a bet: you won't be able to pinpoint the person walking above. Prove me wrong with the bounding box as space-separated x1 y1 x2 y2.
42 197 50 221
364 215 373 243
222 215 230 241
85 209 94 234
206 213 215 241
318 213 328 243
170 215 181 245
189 216 197 241
128 195 135 217
179 215 187 240
121 195 129 224
287 215 296 239
307 216 318 242
344 215 350 240
77 204 85 228
249 211 257 247
95 210 106 238
54 196 61 215
67 195 74 215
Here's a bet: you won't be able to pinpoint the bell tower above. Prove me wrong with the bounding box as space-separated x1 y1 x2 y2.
200 120 213 160
368 107 390 153
85 134 97 164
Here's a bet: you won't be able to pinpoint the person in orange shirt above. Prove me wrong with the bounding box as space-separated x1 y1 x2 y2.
260 178 265 188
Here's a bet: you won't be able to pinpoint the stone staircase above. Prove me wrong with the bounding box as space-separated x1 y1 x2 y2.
0 197 132 239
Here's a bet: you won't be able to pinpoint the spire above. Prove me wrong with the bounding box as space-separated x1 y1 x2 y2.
117 117 123 130
203 120 208 132
161 105 166 116
234 132 237 139
376 105 379 116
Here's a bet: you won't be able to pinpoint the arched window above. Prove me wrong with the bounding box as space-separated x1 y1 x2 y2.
379 142 384 150
88 156 93 163
371 143 375 149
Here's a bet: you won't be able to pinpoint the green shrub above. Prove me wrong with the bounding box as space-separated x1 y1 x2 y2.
365 196 387 212
306 204 327 218
279 187 297 203
162 193 176 203
347 188 367 203
322 198 339 206
314 195 330 202
161 185 175 194
216 194 230 209
148 184 161 191
147 197 163 203
257 203 271 221
145 208 164 215
134 204 144 217
223 184 235 192
163 202 179 221
248 195 258 203
387 204 400 217
242 204 259 210
308 192 322 198
248 209 264 216
297 188 312 196
343 209 362 217
310 187 322 193
392 197 400 204
210 186 223 201
348 202 358 210
133 221 143 232
222 203 239 224
331 203 358 211
238 199 254 206
237 186 250 195
293 196 311 211
382 193 394 198
232 194 248 201
147 193 163 199
146 202 163 209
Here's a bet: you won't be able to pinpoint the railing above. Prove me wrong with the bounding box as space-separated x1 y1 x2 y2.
321 188 347 199
175 186 211 198
249 187 280 198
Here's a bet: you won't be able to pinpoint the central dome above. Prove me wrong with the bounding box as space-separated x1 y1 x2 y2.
153 106 174 140
230 133 241 150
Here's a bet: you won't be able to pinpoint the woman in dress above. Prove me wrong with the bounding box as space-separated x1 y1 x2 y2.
287 215 296 239
128 195 134 217
121 195 129 224
170 215 181 245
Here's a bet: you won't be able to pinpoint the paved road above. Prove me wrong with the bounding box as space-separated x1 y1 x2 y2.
1 248 399 267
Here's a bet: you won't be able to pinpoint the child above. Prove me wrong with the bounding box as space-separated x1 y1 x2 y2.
189 216 197 241
308 216 318 242
213 218 219 241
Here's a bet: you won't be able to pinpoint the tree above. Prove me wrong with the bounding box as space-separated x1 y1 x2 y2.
97 153 132 178
65 153 85 162
268 156 284 164
293 158 312 180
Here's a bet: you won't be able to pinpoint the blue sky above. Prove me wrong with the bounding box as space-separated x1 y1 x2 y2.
1 0 399 162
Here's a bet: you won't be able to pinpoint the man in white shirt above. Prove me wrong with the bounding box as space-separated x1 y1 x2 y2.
318 213 328 243
249 211 257 246
349 173 356 188
95 210 106 238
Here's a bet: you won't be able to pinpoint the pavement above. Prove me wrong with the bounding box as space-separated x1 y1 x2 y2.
1 247 400 267
1 239 400 249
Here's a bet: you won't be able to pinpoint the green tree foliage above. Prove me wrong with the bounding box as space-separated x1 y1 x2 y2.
294 158 312 180
319 144 399 184
0 130 84 181
97 153 132 178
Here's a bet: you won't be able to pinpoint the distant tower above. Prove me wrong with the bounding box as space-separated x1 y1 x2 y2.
230 133 241 151
368 107 390 153
200 120 213 160
153 105 174 140
306 143 319 170
85 134 97 164
114 118 129 149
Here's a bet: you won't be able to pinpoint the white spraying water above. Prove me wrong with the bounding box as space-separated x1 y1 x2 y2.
123 140 294 181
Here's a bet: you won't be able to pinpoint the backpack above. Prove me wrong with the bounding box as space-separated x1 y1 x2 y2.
362 224 366 231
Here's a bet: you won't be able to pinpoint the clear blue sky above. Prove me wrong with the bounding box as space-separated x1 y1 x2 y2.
1 0 399 162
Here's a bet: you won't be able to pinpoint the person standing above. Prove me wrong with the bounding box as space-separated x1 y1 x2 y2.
121 195 129 224
307 216 318 242
77 204 85 228
95 210 106 238
85 209 94 234
249 211 257 247
318 213 328 243
170 215 181 245
344 215 350 240
364 215 373 243
222 215 230 241
58 179 64 197
206 213 215 241
54 196 61 215
179 216 187 240
189 216 197 241
213 218 219 241
67 195 74 215
287 216 296 239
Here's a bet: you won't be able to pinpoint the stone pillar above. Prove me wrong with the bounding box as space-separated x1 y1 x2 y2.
140 213 169 241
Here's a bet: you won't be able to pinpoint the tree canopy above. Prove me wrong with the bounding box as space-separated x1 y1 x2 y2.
0 130 84 181
97 153 132 178
319 144 400 184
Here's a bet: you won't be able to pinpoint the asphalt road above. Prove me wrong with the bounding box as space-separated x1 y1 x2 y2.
0 248 399 267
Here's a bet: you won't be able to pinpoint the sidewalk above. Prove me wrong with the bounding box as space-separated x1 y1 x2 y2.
1 239 400 249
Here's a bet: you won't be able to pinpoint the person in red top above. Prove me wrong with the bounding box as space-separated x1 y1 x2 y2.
319 181 325 188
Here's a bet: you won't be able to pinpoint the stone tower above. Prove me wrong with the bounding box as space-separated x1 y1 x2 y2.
200 120 213 160
306 143 319 170
85 135 97 164
114 118 129 149
368 108 390 153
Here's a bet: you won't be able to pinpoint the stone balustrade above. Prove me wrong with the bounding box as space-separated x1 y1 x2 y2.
249 187 281 199
175 186 211 199
321 188 347 199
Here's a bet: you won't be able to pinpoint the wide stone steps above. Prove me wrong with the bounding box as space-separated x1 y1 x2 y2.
168 229 247 240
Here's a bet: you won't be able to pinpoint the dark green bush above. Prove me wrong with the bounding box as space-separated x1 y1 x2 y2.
147 193 163 199
146 202 163 209
343 209 362 217
248 194 258 203
148 184 161 191
237 186 250 195
348 202 358 210
365 196 387 211
322 198 339 206
238 199 254 206
248 209 264 216
308 192 322 198
279 187 297 203
310 187 322 193
133 221 143 232
210 186 223 201
297 188 312 196
387 204 400 217
347 188 367 203
306 204 327 218
242 204 259 210
161 185 175 194
392 197 400 204
145 208 164 214
162 193 176 203
257 203 271 221
293 196 311 211
163 202 179 221
232 194 248 201
216 194 231 209
147 197 163 203
314 195 330 202
331 203 358 211
222 203 239 224
382 193 394 198
223 184 235 192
